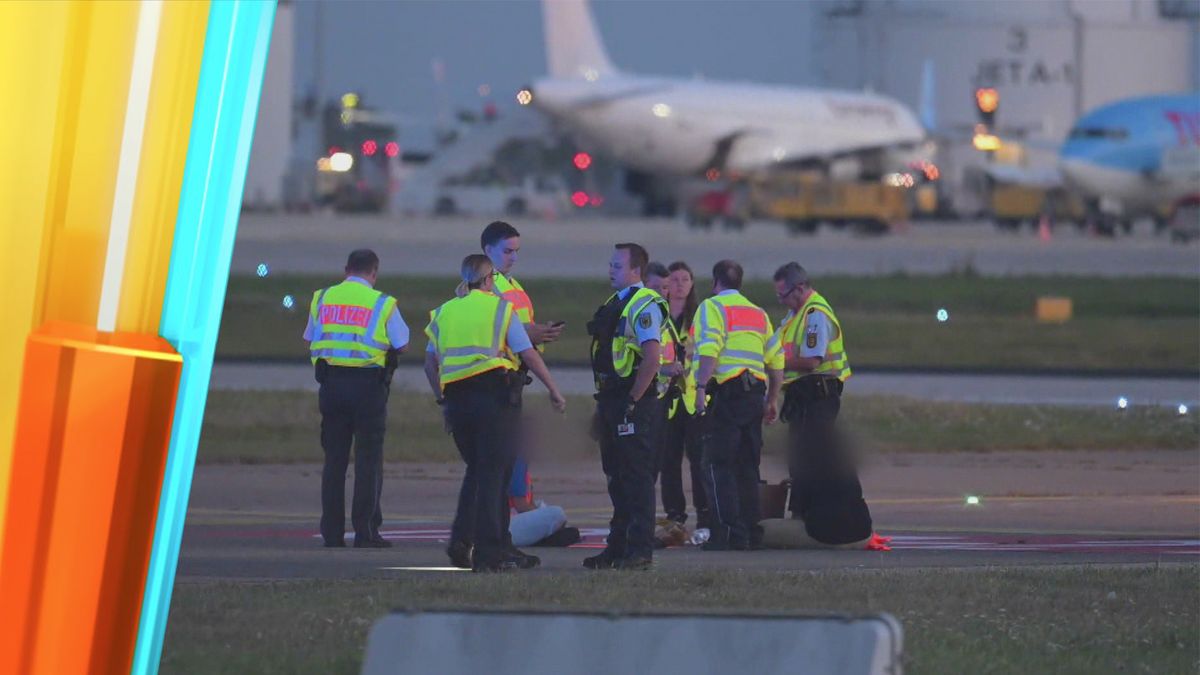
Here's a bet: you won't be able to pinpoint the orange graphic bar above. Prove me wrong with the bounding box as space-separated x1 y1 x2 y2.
0 321 182 675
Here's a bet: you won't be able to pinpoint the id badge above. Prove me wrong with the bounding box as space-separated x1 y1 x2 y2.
617 420 636 436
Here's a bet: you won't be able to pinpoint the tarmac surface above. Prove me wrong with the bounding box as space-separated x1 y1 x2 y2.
178 450 1199 580
210 363 1200 408
231 214 1200 279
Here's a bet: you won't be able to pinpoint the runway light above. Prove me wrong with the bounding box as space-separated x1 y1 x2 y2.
573 152 592 170
516 88 533 106
1178 403 1189 415
362 139 377 156
329 152 354 172
1116 396 1129 410
965 495 980 506
256 263 269 278
384 141 400 158
936 308 949 322
281 294 295 310
571 191 589 208
652 103 672 118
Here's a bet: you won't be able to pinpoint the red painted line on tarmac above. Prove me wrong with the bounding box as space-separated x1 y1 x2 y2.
202 525 1200 555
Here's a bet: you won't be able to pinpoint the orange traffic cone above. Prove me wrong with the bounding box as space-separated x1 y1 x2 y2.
1038 214 1052 242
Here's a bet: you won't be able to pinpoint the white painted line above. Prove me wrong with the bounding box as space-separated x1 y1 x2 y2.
380 566 468 572
96 0 162 332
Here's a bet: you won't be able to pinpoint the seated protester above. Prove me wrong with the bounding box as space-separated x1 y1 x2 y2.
508 457 581 547
759 517 891 551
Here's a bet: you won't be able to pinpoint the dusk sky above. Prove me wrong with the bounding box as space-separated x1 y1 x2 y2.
293 0 819 124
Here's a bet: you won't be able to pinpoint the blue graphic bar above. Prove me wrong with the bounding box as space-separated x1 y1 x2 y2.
133 2 276 673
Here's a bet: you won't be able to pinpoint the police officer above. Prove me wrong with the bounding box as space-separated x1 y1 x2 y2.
305 249 410 548
772 262 873 546
481 220 563 563
584 243 666 570
692 260 783 551
482 220 564 346
645 262 704 530
424 254 566 572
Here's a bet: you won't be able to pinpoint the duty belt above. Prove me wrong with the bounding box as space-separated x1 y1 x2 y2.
788 376 843 399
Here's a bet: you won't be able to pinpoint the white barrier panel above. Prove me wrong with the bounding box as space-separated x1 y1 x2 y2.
362 609 903 675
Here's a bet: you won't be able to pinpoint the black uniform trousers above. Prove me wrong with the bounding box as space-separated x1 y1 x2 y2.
319 366 389 546
659 401 710 528
596 390 661 561
783 380 873 545
700 376 765 547
446 371 518 565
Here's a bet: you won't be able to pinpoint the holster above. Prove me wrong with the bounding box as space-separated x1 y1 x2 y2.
382 348 400 386
505 369 532 407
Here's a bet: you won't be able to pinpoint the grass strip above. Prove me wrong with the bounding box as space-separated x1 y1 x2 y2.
217 274 1200 372
161 565 1200 675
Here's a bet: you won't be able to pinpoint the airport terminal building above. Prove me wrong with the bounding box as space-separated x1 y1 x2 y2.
813 0 1199 211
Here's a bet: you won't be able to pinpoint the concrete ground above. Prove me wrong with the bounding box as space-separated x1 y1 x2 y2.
230 214 1199 279
210 363 1200 407
178 449 1199 580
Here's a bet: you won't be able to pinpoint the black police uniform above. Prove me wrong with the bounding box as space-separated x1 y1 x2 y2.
445 368 522 570
701 370 766 549
317 357 393 548
782 376 872 545
586 289 664 567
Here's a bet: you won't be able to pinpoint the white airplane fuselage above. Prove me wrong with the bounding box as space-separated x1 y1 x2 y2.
532 74 927 175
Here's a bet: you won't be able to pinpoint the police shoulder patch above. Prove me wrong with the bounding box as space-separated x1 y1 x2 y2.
638 311 653 329
806 330 818 349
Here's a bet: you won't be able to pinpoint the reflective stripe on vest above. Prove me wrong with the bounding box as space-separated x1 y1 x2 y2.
694 293 772 384
656 314 682 392
778 290 851 384
309 281 396 367
425 290 518 387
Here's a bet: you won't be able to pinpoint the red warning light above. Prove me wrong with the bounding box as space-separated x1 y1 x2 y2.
362 140 378 156
571 191 589 207
573 152 592 171
384 141 400 158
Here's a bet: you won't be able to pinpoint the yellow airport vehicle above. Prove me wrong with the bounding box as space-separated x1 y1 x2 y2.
749 173 910 235
989 184 1085 231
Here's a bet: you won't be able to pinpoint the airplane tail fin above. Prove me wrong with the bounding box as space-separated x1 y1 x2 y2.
919 59 937 132
541 0 617 79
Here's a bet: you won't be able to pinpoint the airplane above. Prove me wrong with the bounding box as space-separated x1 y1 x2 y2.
1059 93 1200 233
528 0 928 214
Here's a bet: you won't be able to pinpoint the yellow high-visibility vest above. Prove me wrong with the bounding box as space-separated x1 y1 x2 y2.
592 287 668 382
692 292 782 384
425 290 519 388
309 280 397 367
776 289 851 383
493 272 543 353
